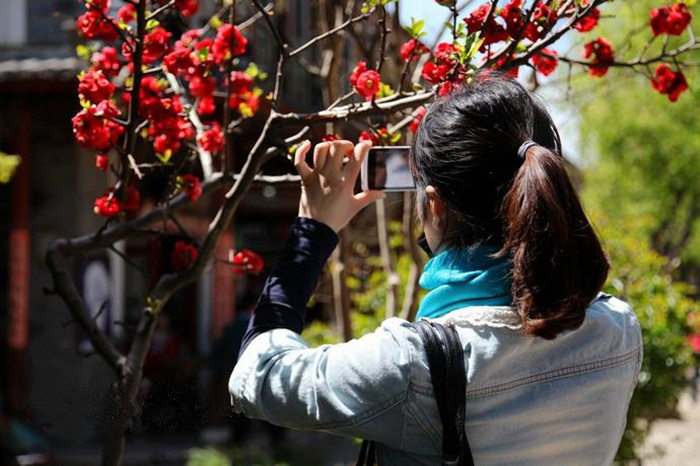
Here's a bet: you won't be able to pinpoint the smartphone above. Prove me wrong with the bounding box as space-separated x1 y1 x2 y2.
361 146 416 191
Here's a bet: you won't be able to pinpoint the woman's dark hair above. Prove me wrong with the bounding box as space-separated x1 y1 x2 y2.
411 72 609 339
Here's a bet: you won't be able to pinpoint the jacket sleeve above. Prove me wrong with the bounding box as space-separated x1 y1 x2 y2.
228 320 416 448
238 216 339 356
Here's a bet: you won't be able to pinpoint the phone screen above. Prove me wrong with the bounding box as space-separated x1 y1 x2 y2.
363 146 415 191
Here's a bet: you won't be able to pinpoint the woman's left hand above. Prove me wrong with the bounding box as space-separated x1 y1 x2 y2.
294 139 385 233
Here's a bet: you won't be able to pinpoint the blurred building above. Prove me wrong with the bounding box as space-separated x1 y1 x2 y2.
0 0 329 453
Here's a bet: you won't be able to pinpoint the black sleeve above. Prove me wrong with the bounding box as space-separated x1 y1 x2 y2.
238 216 339 357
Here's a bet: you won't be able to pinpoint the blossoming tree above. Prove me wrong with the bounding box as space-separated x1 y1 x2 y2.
47 0 699 463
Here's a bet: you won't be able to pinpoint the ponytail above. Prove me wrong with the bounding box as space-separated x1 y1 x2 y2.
501 145 609 339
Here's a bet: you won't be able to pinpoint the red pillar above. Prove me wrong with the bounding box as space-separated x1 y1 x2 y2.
211 230 235 340
7 99 30 418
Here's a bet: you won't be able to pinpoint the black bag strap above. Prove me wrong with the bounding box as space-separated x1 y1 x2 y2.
415 320 474 466
356 320 474 466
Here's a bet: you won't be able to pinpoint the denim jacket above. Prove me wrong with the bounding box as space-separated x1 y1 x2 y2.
229 294 642 465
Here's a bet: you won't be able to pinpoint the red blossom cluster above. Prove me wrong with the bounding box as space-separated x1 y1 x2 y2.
78 70 115 104
138 77 194 158
651 64 689 101
198 123 225 154
421 42 465 96
349 62 382 100
231 249 265 275
72 100 124 150
582 37 615 77
400 39 429 62
172 240 199 271
531 49 558 76
651 3 692 36
93 184 140 217
177 174 203 202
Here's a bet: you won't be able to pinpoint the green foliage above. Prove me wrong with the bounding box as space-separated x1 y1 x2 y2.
186 443 325 466
588 212 695 460
0 152 21 184
404 18 427 39
576 5 700 456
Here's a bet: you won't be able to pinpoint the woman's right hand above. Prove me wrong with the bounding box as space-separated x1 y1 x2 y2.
294 139 385 233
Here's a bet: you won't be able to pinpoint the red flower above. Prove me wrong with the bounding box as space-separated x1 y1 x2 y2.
179 174 202 202
197 96 216 116
582 38 614 77
574 7 600 32
349 61 367 87
176 29 202 49
90 46 122 77
465 4 508 46
175 0 199 16
76 9 119 41
651 64 688 102
142 27 171 64
163 48 195 75
501 0 523 36
198 123 225 153
94 195 120 217
359 131 379 145
95 154 109 171
650 6 671 36
188 75 216 98
231 249 264 275
321 134 340 142
212 24 248 66
122 184 141 212
78 70 115 104
421 61 452 84
354 70 382 100
409 107 427 133
230 71 254 94
433 42 459 64
117 3 136 23
171 241 199 272
400 39 429 62
523 2 558 42
531 49 558 76
72 101 125 150
666 3 692 36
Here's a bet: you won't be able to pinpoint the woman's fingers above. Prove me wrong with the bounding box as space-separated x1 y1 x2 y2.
344 139 372 181
353 189 385 211
294 140 313 180
313 142 330 174
326 140 354 176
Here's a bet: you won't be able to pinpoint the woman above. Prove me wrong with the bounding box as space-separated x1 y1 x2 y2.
228 73 642 464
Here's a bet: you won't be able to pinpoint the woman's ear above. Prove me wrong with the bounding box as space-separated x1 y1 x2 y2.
425 185 446 225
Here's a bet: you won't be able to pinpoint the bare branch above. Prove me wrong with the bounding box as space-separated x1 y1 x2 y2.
251 0 288 55
290 9 375 58
238 2 273 31
271 91 435 126
45 245 125 372
146 0 175 21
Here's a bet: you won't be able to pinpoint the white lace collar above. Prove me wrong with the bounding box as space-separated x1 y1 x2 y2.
426 306 523 330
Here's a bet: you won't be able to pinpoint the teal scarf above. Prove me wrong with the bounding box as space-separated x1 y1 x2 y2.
416 245 513 320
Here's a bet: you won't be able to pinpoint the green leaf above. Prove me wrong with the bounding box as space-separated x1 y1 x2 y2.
75 44 91 61
146 19 160 31
209 16 223 29
0 152 20 184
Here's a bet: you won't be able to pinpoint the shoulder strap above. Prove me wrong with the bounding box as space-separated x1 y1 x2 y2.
414 320 475 466
356 321 474 466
